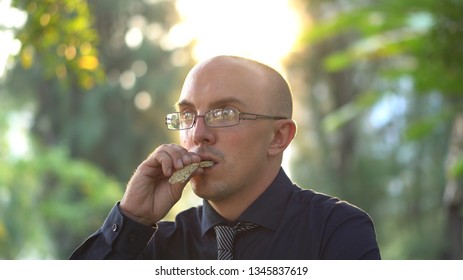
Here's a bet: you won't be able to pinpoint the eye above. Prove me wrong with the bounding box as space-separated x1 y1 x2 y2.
180 111 195 121
221 108 238 120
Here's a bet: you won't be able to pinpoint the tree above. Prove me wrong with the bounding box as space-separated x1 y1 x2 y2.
1 0 193 258
289 0 463 258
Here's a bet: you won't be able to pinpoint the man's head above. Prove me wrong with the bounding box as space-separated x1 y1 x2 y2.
175 55 296 215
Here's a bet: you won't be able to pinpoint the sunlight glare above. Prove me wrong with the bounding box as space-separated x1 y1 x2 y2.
0 0 27 78
174 0 302 71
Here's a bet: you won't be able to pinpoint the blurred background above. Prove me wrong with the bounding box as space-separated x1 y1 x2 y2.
0 0 462 259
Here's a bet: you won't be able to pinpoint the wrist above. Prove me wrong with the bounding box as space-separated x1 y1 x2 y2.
119 204 157 227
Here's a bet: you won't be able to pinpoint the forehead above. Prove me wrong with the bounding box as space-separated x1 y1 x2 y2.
177 58 267 111
176 97 247 111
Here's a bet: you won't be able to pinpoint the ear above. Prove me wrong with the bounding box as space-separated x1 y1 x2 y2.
268 120 297 156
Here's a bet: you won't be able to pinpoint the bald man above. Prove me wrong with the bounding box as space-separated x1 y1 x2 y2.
71 56 380 260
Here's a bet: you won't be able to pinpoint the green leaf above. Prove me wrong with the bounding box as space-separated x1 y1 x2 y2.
324 51 354 72
449 156 463 178
404 111 453 141
323 91 381 132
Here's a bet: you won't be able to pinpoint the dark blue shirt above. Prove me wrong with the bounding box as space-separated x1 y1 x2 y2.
70 169 381 259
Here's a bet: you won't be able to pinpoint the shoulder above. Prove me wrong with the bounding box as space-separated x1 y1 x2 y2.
290 185 372 223
291 187 380 259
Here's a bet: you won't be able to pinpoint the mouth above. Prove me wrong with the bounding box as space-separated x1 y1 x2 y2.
196 154 219 166
198 157 219 175
200 159 217 172
198 160 215 169
190 148 222 171
169 160 215 184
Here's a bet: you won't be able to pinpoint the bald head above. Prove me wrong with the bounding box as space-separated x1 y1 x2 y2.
183 55 293 119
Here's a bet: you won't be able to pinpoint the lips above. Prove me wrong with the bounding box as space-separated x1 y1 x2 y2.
199 158 218 171
200 157 218 164
196 155 220 173
189 147 223 167
192 152 219 164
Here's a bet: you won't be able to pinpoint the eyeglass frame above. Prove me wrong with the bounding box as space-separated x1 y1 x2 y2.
165 107 288 130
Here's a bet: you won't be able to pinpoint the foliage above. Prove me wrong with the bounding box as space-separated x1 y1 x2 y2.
2 0 192 259
0 141 122 259
13 0 105 89
7 0 192 183
302 0 463 98
289 0 463 259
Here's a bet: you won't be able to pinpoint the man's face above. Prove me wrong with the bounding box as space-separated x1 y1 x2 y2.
177 59 275 203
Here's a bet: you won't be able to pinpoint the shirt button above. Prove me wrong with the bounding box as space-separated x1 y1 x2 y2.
112 223 119 232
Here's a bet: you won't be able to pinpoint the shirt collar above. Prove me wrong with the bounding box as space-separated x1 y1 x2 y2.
201 168 294 237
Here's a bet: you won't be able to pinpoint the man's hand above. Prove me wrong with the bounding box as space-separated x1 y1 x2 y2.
120 144 202 226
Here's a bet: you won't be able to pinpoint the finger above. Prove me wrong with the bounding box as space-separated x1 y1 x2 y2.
142 148 174 177
156 150 176 177
145 144 190 176
162 145 204 170
181 152 202 166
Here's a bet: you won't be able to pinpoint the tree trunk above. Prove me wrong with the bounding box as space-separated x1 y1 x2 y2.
443 112 463 259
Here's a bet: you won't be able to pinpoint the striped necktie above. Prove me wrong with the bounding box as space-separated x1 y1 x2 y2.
214 222 258 260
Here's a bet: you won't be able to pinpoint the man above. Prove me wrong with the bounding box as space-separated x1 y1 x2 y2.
70 55 381 259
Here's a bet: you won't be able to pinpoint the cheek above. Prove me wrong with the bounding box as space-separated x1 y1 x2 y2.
180 130 193 146
227 130 269 161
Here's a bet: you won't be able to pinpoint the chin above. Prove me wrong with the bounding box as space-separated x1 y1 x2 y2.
190 179 207 198
190 178 223 201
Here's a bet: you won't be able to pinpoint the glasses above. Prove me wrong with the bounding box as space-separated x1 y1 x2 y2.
165 107 287 130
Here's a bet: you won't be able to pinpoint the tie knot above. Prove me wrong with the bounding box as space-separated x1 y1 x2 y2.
214 221 258 260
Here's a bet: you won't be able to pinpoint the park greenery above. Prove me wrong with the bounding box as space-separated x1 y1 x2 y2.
0 0 462 259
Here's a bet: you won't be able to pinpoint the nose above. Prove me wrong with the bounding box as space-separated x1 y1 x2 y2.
184 115 215 146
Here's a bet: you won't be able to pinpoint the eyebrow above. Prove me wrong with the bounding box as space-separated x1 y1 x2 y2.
175 97 247 111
